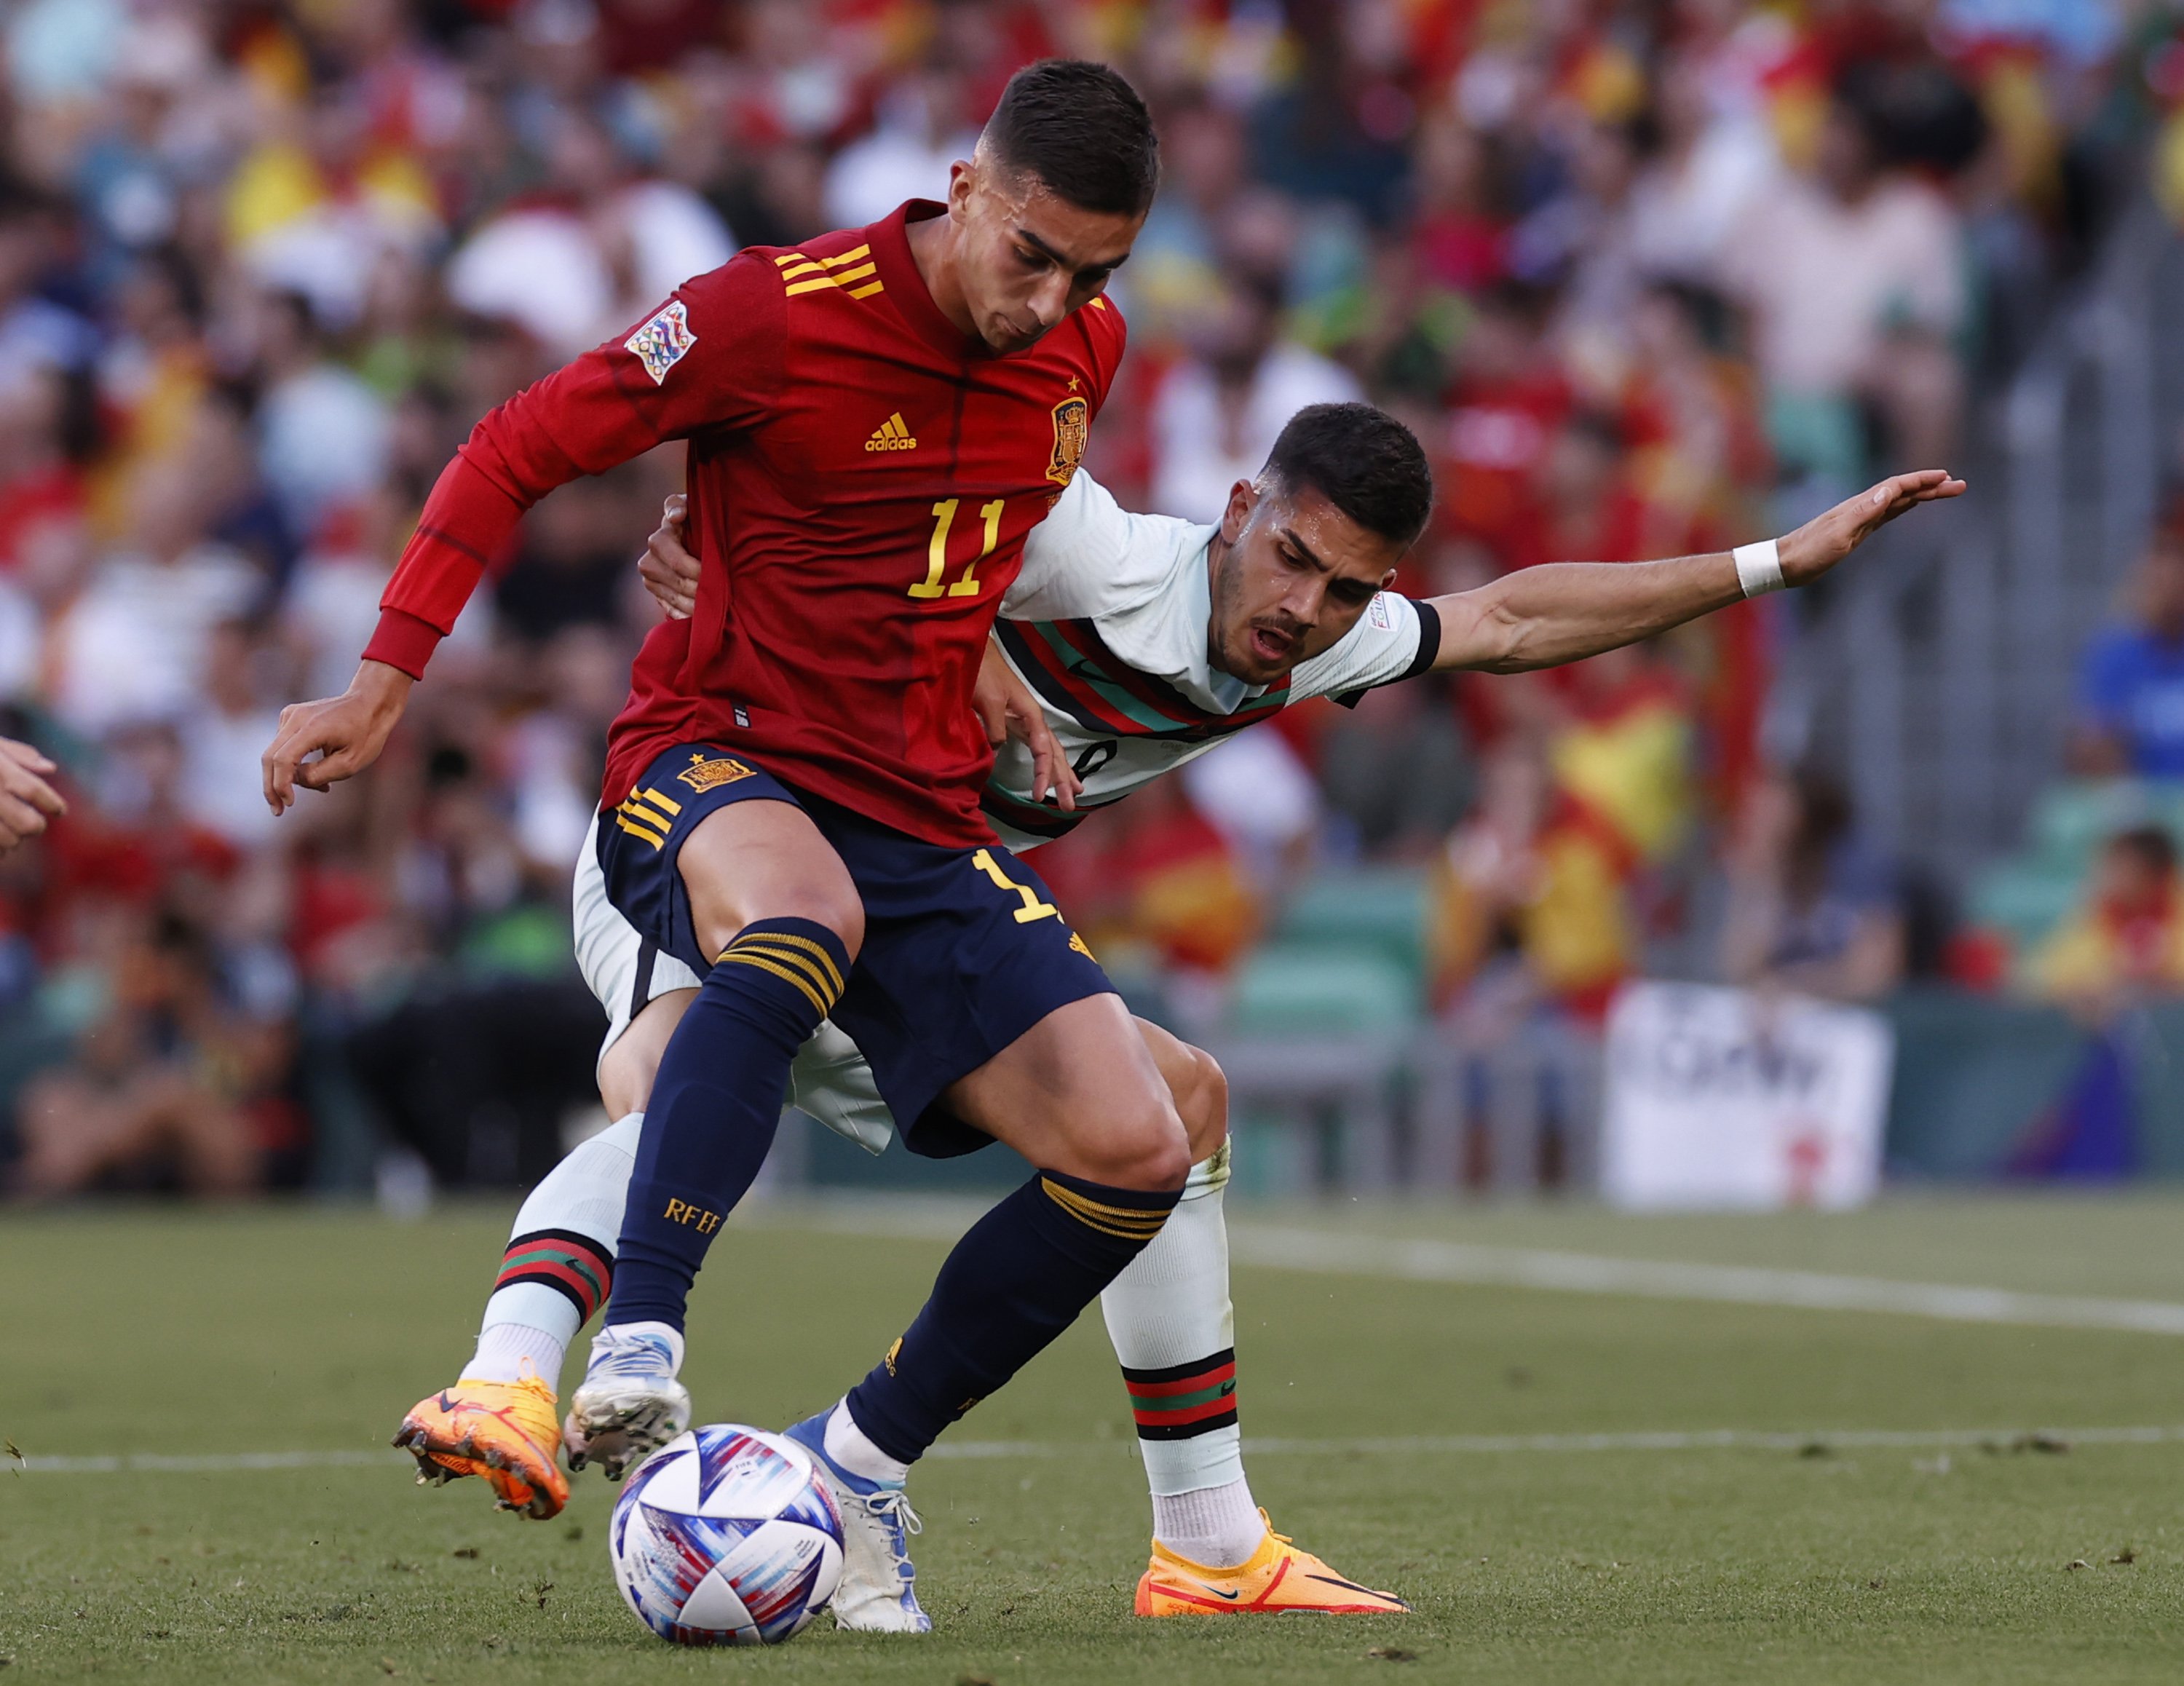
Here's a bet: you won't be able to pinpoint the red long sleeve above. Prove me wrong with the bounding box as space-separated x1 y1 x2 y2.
363 256 786 678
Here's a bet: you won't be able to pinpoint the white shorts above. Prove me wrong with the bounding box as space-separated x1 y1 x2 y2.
571 817 896 1155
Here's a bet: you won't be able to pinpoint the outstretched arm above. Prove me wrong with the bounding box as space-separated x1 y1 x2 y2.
1431 470 1966 674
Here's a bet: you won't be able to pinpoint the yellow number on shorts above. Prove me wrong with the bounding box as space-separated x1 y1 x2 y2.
909 498 1005 600
973 847 1059 924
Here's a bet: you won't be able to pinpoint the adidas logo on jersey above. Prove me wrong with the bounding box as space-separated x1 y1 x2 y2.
866 413 918 452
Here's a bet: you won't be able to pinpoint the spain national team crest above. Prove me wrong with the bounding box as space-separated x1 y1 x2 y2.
1046 395 1090 487
625 300 697 386
676 751 756 793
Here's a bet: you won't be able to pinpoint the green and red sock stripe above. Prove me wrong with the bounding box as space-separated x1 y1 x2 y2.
495 1230 613 1322
1121 1348 1238 1440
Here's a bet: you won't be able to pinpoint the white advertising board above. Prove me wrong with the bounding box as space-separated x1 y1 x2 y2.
1599 981 1894 1211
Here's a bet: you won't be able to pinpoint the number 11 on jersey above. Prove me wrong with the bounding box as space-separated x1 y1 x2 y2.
910 498 1005 599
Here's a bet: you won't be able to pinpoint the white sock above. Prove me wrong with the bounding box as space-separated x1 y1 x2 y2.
1100 1144 1253 1513
1151 1479 1267 1569
465 1112 642 1390
463 1322 566 1386
824 1398 909 1487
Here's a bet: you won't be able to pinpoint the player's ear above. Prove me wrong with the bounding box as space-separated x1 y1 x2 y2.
1220 479 1257 545
946 157 976 221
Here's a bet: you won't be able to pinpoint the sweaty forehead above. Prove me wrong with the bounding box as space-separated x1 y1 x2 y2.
984 171 1139 269
1259 484 1399 578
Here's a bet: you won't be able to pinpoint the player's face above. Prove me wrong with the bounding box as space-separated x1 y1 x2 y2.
1207 481 1406 685
947 157 1144 355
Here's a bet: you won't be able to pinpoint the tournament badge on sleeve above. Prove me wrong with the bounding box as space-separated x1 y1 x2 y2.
627 301 698 386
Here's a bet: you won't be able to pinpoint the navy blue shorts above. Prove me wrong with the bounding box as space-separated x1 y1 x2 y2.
596 741 1115 1157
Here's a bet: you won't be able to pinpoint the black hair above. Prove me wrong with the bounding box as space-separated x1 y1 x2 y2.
983 59 1159 217
2111 824 2177 878
1785 765 1857 904
1261 403 1434 548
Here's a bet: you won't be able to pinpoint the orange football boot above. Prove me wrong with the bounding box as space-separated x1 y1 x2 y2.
392 1375 568 1519
1135 1513 1410 1616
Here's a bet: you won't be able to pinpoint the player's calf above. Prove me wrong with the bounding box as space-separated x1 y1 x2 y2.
601 791 860 1341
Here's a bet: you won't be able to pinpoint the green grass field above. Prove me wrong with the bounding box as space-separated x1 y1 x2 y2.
7 1194 2184 1685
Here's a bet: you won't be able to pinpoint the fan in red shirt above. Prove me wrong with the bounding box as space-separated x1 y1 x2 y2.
258 60 1201 1634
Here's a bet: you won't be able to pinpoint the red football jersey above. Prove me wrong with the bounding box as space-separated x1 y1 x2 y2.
363 201 1127 847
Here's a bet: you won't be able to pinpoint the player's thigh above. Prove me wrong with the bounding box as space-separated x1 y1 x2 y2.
1133 1016 1228 1163
944 993 1190 1191
676 798 864 961
597 986 697 1118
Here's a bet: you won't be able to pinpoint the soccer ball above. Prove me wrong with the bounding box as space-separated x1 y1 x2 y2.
608 1423 844 1645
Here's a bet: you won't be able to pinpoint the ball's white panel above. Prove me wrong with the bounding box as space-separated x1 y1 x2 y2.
626 1430 705 1512
715 1518 836 1636
678 1567 756 1638
688 1425 819 1521
807 1532 844 1611
737 1425 818 1476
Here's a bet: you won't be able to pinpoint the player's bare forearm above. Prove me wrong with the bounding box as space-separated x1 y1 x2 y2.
1431 468 1966 674
1439 550 1744 673
260 660 414 815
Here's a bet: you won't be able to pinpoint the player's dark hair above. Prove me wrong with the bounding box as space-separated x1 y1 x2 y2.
1261 403 1434 548
2111 824 2177 879
984 60 1159 216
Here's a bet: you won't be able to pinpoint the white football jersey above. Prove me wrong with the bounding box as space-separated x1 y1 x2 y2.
985 472 1439 850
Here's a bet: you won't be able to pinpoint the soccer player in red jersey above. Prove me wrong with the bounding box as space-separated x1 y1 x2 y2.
261 63 1207 1631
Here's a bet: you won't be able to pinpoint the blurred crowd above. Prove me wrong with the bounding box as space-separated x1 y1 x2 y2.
0 0 2173 1198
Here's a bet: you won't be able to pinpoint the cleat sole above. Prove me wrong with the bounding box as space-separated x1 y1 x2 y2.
565 1380 689 1481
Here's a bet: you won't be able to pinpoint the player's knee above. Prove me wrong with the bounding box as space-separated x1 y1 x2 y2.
1176 1045 1230 1164
598 989 695 1117
692 884 863 966
1083 1098 1192 1193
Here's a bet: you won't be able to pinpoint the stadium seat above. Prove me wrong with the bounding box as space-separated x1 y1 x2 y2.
1966 861 2083 951
1882 988 2089 1177
1218 943 1416 1195
2122 1001 2184 1178
1228 941 1420 1034
1270 866 1433 985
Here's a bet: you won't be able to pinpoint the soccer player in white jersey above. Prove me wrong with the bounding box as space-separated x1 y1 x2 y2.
399 401 1961 1622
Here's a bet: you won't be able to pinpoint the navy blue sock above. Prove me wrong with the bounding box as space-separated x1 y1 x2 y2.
844 1169 1182 1463
606 917 850 1331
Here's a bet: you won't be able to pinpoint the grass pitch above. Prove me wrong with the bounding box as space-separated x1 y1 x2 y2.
6 1195 2184 1685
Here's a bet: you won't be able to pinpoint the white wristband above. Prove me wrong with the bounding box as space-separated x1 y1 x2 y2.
1733 538 1784 598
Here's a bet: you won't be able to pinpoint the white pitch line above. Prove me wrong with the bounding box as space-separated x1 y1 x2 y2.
17 1426 2184 1476
748 1198 2184 1338
1219 1226 2184 1337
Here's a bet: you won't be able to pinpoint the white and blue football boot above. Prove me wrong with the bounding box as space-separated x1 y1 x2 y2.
784 1409 931 1632
563 1321 692 1481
